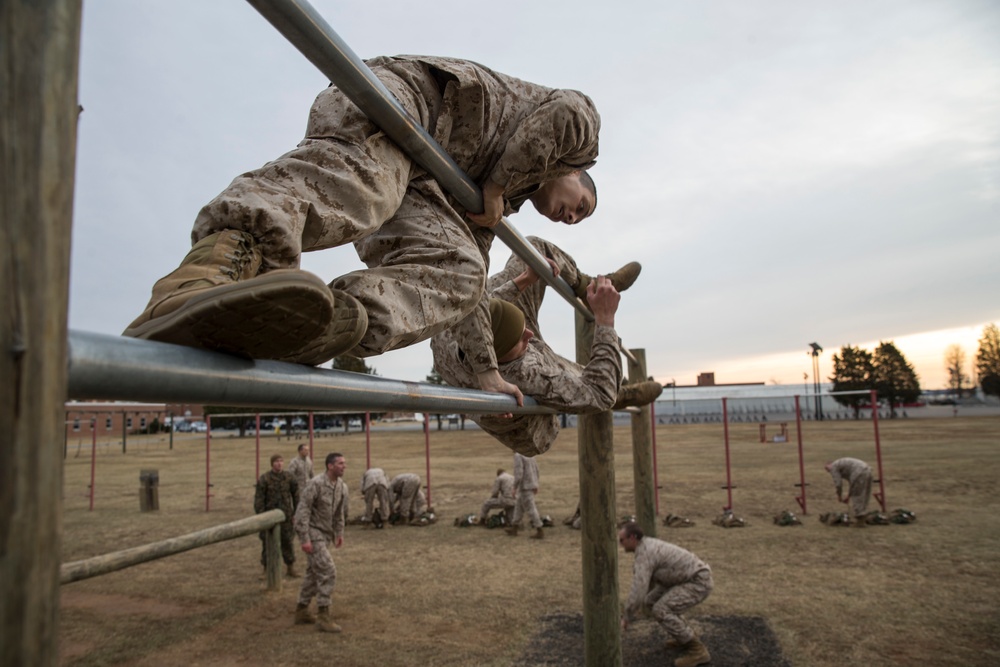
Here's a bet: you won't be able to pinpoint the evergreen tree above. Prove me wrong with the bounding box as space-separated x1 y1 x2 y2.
976 323 1000 399
829 345 874 418
871 341 921 417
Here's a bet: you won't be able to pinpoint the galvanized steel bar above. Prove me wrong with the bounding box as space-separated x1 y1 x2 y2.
67 331 555 415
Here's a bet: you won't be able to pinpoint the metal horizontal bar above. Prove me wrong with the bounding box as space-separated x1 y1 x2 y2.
67 331 555 415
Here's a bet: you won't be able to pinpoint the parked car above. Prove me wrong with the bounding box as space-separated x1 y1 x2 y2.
189 421 208 433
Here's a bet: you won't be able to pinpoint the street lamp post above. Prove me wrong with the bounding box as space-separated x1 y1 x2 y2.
809 342 823 421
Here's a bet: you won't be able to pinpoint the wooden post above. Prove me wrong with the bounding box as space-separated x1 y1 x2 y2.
1 1 82 663
575 311 622 667
628 349 657 538
61 510 286 584
264 523 282 591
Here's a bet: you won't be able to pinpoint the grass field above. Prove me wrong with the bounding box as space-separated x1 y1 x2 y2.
58 415 1000 666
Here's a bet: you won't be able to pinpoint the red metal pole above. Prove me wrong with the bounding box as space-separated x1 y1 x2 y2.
255 413 261 482
423 413 432 509
871 390 887 512
650 402 660 517
722 398 733 511
794 396 807 513
89 417 96 511
205 415 212 511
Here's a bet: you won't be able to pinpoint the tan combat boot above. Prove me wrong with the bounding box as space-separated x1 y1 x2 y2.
316 606 342 633
286 562 300 578
281 288 369 365
530 527 544 539
674 637 711 667
123 230 345 362
612 381 664 410
294 602 316 625
575 261 643 298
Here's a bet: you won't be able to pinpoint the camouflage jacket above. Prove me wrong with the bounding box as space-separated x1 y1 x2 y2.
294 473 348 543
254 470 299 519
828 457 871 494
318 55 601 376
287 455 314 492
624 538 711 622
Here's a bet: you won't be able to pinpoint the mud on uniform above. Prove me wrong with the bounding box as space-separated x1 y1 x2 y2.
254 470 299 567
192 56 599 370
624 538 713 644
430 237 622 456
294 473 348 607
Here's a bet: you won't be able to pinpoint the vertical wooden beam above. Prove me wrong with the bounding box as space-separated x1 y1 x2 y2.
264 524 283 591
1 1 82 664
575 311 622 667
628 349 657 538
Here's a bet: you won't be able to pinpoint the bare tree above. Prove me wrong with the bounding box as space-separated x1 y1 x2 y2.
944 344 969 399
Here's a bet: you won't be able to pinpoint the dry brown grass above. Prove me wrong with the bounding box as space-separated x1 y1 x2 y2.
59 416 1000 666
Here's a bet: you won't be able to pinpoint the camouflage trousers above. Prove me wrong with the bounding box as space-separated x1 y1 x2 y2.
363 485 390 521
258 520 296 567
394 486 426 520
191 62 488 358
298 532 337 607
479 496 515 521
645 569 713 644
511 489 542 529
848 469 873 518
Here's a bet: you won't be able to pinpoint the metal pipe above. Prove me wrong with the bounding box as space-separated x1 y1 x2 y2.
67 331 555 416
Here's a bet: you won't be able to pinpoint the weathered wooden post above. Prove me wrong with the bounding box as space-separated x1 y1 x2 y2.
575 311 622 667
264 523 282 591
628 349 657 538
1 1 82 663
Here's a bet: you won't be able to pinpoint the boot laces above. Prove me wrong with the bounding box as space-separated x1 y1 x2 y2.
219 236 257 280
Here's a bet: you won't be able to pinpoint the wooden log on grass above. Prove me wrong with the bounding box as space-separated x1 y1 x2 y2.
60 510 286 584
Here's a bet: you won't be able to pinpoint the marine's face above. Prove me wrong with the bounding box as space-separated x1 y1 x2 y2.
498 327 535 363
530 172 595 225
329 456 346 479
272 458 284 472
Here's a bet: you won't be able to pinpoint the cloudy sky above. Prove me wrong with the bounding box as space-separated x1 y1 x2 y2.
71 1 999 391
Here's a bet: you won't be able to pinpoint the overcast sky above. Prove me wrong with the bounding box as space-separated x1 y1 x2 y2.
71 0 999 391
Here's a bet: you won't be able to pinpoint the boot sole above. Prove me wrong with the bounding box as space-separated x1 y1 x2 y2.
281 289 369 365
124 271 334 360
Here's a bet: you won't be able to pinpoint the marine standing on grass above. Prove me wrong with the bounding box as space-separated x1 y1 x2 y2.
294 453 348 633
253 454 299 578
825 457 873 523
431 236 662 457
619 521 713 667
389 473 426 524
287 444 314 503
122 55 600 404
479 468 516 524
506 453 544 539
360 467 391 524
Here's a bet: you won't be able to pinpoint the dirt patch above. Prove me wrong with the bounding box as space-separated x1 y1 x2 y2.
517 613 791 666
61 590 197 618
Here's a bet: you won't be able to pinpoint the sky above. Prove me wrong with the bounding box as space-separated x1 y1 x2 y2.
70 1 1000 392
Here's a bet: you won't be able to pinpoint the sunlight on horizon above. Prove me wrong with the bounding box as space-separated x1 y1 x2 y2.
663 321 996 391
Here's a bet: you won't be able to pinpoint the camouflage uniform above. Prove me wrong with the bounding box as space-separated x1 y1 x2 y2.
827 457 873 517
511 454 543 530
624 537 713 644
294 473 348 607
361 467 391 522
430 237 622 455
287 454 314 499
479 472 516 522
389 473 426 520
254 469 299 567
191 56 599 370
